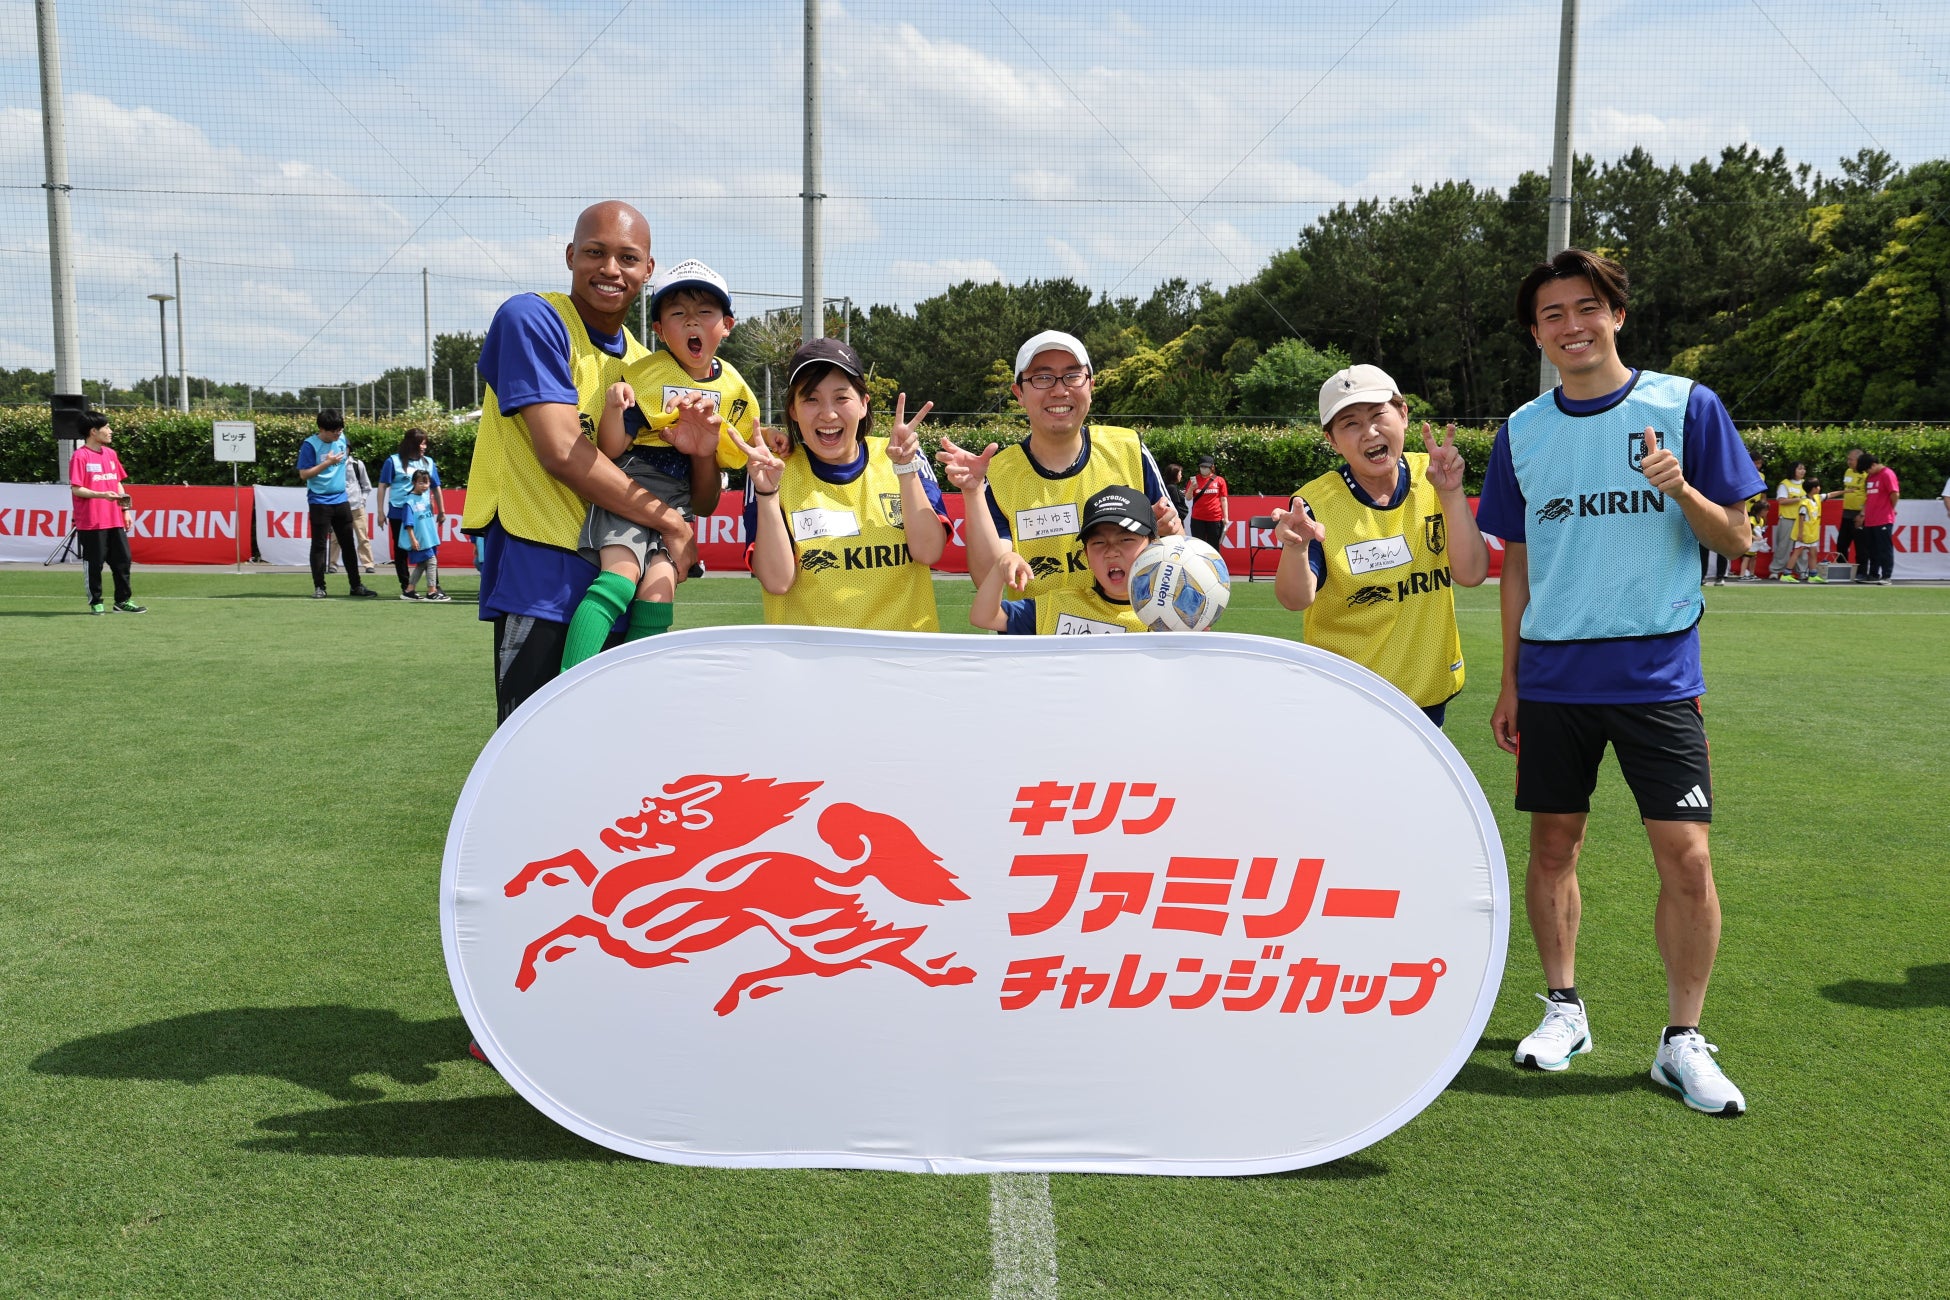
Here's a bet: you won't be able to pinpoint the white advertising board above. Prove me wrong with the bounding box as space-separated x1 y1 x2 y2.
443 628 1509 1175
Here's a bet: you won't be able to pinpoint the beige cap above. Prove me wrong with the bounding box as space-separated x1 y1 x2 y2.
1319 364 1401 427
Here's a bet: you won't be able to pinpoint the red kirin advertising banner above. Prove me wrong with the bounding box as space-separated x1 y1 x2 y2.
443 628 1509 1174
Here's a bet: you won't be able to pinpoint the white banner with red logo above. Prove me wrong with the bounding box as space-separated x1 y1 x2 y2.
443 628 1509 1174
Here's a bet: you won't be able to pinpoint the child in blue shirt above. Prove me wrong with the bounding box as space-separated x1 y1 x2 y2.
398 470 448 601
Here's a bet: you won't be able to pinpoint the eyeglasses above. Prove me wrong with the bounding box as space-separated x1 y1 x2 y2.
1020 370 1090 391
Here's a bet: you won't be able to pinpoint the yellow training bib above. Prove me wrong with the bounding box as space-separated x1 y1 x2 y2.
984 426 1148 600
462 292 647 551
762 437 941 632
625 350 755 470
1031 585 1146 635
1297 452 1463 709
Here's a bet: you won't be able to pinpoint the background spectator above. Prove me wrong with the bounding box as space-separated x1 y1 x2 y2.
379 428 445 598
298 408 379 599
1164 462 1189 527
326 451 377 575
1857 452 1899 584
67 410 144 615
1188 454 1229 549
1772 461 1807 581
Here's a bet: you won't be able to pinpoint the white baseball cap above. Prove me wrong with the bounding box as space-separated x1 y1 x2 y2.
649 259 732 315
1014 330 1091 379
1319 364 1402 428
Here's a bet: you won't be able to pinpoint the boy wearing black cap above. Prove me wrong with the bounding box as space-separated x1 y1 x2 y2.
563 258 757 668
971 484 1152 634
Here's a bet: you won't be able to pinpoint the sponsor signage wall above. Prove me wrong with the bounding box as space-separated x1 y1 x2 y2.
9 484 1949 580
444 628 1510 1173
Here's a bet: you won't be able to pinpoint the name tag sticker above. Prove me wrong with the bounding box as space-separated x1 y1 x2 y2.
1344 535 1412 575
1016 504 1079 541
791 508 860 542
662 386 720 412
1053 613 1127 635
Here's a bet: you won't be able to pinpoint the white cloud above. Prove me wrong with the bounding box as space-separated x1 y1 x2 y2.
890 257 1004 295
1046 237 1088 279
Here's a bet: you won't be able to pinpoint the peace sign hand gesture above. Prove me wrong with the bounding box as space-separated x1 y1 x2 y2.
1270 497 1326 550
935 434 1000 492
1422 422 1464 493
888 392 933 466
738 424 786 497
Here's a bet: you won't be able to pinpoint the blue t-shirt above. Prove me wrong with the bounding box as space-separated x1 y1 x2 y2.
298 435 351 504
740 439 949 539
1474 372 1764 703
474 292 627 623
379 454 442 517
982 429 1170 538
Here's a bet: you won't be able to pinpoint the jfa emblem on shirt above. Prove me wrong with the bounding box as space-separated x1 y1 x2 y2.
879 492 904 529
1423 514 1445 555
1630 430 1667 472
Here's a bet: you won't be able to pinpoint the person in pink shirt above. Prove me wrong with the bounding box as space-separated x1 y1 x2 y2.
67 411 145 614
1857 452 1900 585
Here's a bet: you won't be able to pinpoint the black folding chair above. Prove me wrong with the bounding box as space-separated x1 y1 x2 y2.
1245 515 1280 582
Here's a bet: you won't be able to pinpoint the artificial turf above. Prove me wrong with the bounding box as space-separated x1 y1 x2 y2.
1 569 1944 1297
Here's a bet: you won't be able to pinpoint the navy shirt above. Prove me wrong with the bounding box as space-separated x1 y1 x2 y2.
474 292 628 623
1475 373 1764 703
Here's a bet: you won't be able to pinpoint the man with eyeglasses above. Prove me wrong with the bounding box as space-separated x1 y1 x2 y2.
938 330 1180 598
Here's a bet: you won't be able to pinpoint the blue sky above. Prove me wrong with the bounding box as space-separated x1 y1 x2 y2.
1 0 1944 390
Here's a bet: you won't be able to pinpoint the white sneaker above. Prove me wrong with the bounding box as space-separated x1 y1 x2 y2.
1652 1031 1746 1116
1514 993 1592 1071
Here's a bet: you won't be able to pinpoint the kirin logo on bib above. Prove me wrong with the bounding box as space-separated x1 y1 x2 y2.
501 775 976 1017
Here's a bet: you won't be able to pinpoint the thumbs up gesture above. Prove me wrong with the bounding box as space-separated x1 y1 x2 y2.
1639 426 1684 497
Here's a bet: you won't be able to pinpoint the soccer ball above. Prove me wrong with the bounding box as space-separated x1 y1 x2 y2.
1129 536 1232 632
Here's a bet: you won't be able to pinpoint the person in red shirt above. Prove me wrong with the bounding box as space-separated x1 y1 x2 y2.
1187 453 1229 549
1857 452 1901 584
67 411 145 615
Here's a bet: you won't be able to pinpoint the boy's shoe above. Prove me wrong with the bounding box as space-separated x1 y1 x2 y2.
425 588 453 603
1514 993 1593 1071
400 590 422 601
313 586 329 599
350 586 380 599
112 601 147 613
1652 1030 1746 1116
1876 578 1894 586
1782 574 1802 583
1806 574 1827 584
89 602 106 615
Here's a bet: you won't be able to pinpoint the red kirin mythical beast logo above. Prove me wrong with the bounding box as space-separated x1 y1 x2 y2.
502 775 976 1015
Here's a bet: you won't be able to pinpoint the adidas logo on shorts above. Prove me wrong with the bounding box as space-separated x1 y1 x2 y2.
1676 784 1709 809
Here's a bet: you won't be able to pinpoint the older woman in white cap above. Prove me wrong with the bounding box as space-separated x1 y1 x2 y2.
1270 364 1488 728
740 338 949 630
936 329 1181 600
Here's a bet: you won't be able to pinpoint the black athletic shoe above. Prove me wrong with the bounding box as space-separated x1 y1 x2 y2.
349 586 380 599
112 601 147 614
313 586 329 599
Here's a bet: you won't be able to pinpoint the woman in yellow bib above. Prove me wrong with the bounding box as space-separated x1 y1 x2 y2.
742 339 949 631
1271 364 1490 727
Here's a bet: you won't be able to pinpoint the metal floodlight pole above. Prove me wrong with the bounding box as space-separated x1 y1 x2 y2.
147 293 172 404
36 0 85 467
422 267 433 402
1539 0 1581 394
173 252 188 411
800 0 823 344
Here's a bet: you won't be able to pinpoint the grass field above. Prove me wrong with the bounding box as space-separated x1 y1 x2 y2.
2 568 1946 1298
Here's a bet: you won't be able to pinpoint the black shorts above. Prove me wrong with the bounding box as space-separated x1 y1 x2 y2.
1515 698 1713 823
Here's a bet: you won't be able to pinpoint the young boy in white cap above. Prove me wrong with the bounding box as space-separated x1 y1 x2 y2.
1271 364 1488 727
562 259 756 668
970 484 1153 634
937 329 1180 600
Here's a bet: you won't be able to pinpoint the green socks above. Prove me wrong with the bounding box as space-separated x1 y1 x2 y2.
562 571 636 670
626 599 673 641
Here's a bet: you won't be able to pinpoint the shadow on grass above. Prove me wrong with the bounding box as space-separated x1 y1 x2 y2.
1255 1156 1387 1181
1819 963 1950 1010
30 1006 470 1102
1443 1040 1656 1099
242 1095 623 1161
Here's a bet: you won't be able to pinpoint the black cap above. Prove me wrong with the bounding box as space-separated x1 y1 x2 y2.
1078 485 1156 539
1197 454 1216 468
787 337 865 386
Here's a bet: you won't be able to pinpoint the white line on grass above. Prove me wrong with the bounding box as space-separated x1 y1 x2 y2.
989 1172 1058 1300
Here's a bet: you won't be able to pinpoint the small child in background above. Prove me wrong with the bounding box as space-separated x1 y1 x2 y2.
1786 479 1832 583
398 469 448 601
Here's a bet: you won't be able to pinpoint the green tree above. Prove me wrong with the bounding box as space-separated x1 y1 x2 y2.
1234 338 1350 420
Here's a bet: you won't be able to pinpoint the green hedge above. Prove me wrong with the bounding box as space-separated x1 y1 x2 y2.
0 407 477 489
4 405 1945 498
